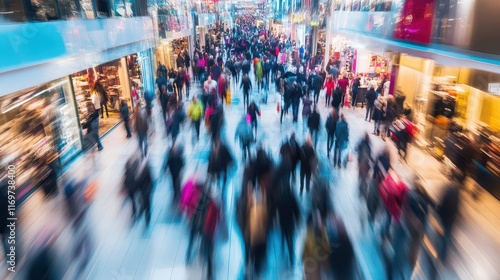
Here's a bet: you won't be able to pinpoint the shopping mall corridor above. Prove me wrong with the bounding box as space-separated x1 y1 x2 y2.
7 79 500 280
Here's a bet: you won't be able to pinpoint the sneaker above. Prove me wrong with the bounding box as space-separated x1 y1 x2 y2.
98 147 103 151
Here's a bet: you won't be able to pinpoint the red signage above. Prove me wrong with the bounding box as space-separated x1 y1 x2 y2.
393 0 435 44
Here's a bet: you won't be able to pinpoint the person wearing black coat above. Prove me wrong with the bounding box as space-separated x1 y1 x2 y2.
313 74 323 105
300 136 317 195
277 186 300 264
123 153 141 218
325 108 339 158
164 142 184 202
120 99 132 138
365 87 377 121
82 102 103 151
307 106 321 148
170 103 186 142
208 140 233 191
331 87 343 110
137 160 154 227
291 82 303 122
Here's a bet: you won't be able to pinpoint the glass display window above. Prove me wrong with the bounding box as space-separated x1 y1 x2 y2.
0 76 81 200
71 58 132 137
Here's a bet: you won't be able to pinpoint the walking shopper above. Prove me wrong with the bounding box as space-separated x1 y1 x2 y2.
120 99 132 138
240 74 252 108
235 115 254 161
164 141 185 202
82 102 103 151
351 76 361 108
291 81 303 123
307 106 320 148
325 108 339 158
299 135 317 195
187 95 203 142
324 75 335 107
135 103 149 157
137 158 153 227
247 101 260 140
365 86 376 121
334 113 349 168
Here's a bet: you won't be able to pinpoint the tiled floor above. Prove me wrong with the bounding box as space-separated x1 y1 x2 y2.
7 77 500 280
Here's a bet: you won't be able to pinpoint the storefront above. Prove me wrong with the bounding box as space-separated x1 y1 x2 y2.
71 57 134 136
157 36 192 71
0 77 81 201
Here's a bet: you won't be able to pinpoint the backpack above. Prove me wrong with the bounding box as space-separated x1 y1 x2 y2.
378 169 408 222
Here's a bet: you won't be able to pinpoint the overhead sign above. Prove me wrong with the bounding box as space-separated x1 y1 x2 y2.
488 83 500 95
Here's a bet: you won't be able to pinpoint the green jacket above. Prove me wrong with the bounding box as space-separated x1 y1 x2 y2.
187 100 203 121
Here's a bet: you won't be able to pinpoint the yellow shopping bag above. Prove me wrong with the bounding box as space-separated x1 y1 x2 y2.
226 88 231 105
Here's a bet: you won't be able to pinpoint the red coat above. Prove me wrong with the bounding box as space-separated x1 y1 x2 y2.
324 80 335 96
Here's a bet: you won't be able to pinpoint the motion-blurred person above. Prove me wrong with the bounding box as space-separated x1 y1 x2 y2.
311 179 333 221
82 102 103 151
325 108 339 158
302 93 313 131
187 95 203 143
300 135 317 195
291 81 303 122
134 103 149 157
164 141 185 202
372 96 385 136
280 133 301 183
356 132 372 198
94 79 109 118
436 171 462 263
235 115 254 161
120 99 132 138
331 86 342 111
247 101 260 140
170 103 186 142
123 151 141 218
324 75 335 107
209 103 224 142
137 158 154 227
208 139 234 194
240 74 252 109
365 86 377 121
245 186 268 276
26 227 63 280
201 191 220 280
159 84 170 124
277 186 300 265
63 178 94 273
334 113 349 168
351 76 361 108
307 106 320 148
302 212 329 280
186 183 209 263
327 214 356 279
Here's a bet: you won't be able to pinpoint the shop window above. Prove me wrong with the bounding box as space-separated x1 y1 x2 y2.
0 0 95 21
0 77 82 200
71 58 132 138
480 94 500 132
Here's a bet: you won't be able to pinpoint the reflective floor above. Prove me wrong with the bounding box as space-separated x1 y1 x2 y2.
6 78 500 280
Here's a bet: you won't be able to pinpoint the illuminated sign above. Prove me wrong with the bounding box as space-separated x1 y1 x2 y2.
488 83 500 95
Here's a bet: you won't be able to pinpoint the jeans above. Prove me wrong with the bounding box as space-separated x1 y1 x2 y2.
365 104 374 120
138 133 148 157
123 119 131 137
327 133 335 155
92 131 103 150
100 101 108 117
243 92 250 108
352 92 358 106
374 120 382 134
241 144 251 160
333 141 345 167
292 103 299 122
309 129 318 148
325 94 331 107
313 89 320 104
192 119 201 141
300 169 312 193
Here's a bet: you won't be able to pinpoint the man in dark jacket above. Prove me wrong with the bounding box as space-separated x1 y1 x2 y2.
365 87 377 121
325 108 339 158
307 106 321 148
300 136 317 194
334 114 349 168
165 141 184 202
176 52 185 69
120 99 132 138
83 102 103 151
138 159 154 227
331 87 343 110
291 82 303 123
313 74 323 105
277 186 300 264
170 103 186 142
